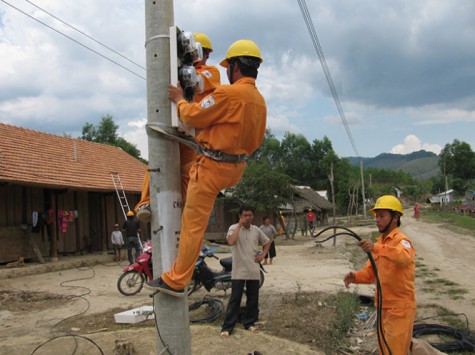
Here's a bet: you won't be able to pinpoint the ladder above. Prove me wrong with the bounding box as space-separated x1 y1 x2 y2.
111 172 130 219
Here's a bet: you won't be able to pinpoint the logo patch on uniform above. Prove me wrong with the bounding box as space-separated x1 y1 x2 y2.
401 240 411 248
202 70 212 78
201 96 215 109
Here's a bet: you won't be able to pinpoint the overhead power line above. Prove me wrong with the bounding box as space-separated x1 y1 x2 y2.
297 0 360 157
1 0 146 80
25 0 146 71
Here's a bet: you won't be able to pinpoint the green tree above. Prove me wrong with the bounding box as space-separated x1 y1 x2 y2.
230 161 293 213
439 140 475 182
81 115 144 161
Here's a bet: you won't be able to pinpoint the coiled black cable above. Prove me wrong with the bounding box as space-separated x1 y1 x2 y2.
314 226 392 355
413 323 475 352
189 295 224 324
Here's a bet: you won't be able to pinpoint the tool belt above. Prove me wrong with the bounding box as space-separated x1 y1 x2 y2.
198 146 247 163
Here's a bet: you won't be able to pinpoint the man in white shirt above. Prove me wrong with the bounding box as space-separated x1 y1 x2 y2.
220 205 271 337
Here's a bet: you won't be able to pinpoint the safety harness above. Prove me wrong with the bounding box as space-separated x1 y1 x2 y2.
146 122 247 163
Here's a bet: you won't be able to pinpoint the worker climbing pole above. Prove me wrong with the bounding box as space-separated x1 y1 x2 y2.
144 1 192 354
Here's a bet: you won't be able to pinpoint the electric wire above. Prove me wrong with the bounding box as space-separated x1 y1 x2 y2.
413 313 475 352
297 0 360 157
314 226 392 355
30 265 105 354
412 324 475 352
25 0 146 70
152 294 173 355
29 334 104 355
1 0 146 80
51 265 95 331
189 295 224 324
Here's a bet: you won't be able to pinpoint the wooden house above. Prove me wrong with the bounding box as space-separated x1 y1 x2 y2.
0 123 147 263
280 186 334 234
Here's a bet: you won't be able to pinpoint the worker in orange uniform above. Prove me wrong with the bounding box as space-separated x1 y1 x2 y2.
134 33 221 223
147 39 267 296
344 195 416 355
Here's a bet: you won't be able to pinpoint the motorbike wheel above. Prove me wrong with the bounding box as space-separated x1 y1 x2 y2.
117 270 145 296
187 278 202 296
259 269 265 289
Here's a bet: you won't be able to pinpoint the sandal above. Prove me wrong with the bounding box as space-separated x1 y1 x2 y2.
248 326 259 333
220 331 230 338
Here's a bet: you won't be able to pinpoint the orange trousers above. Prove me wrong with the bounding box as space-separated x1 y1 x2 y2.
162 156 246 289
378 308 416 355
134 144 195 212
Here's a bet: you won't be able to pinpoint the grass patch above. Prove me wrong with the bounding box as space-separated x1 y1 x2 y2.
421 210 475 237
425 278 457 286
417 303 468 329
331 291 361 348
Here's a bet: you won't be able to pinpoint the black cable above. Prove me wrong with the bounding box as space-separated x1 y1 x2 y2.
413 323 475 352
30 334 104 355
189 295 224 324
297 0 360 157
1 0 146 80
314 226 392 355
152 295 173 355
51 266 95 331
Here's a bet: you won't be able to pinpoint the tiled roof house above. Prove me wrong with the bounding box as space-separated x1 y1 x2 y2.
0 123 147 263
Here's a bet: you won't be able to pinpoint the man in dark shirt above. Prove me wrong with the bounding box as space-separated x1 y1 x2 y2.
122 211 141 264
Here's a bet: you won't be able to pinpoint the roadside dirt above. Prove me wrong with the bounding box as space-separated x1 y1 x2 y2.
1 209 474 354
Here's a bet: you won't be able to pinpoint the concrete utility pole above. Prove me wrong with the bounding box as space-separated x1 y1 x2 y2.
145 1 191 354
360 160 367 218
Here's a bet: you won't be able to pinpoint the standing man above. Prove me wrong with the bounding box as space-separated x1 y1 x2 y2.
343 195 416 355
122 211 141 265
134 33 221 223
220 205 271 337
147 39 266 296
111 223 124 262
260 216 277 265
306 208 316 234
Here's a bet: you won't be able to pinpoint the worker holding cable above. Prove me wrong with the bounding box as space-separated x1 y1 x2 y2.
147 39 266 296
344 195 416 355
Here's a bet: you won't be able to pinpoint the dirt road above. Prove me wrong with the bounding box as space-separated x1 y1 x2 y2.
0 212 474 354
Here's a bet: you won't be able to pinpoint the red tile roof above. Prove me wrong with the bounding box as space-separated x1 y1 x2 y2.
0 123 147 193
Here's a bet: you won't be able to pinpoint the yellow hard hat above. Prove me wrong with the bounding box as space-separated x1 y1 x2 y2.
369 195 404 215
127 211 134 217
193 33 213 51
220 39 263 68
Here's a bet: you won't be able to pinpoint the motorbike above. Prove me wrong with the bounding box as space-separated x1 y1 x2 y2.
187 246 265 296
117 241 153 296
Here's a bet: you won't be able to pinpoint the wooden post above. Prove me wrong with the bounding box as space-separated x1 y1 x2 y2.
145 1 191 354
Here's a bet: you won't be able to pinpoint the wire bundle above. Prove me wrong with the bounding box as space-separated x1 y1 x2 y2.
413 323 475 352
189 295 224 324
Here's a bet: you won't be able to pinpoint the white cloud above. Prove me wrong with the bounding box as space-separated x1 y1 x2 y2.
390 134 442 154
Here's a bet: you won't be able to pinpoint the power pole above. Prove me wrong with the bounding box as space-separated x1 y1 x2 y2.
360 160 367 218
329 163 336 246
145 1 191 354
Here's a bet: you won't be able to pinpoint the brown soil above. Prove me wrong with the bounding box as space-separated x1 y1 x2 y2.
1 211 474 354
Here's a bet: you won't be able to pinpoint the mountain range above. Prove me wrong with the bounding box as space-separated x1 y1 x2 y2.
347 150 440 180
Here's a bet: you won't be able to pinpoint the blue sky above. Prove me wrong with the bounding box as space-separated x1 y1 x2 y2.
1 0 475 159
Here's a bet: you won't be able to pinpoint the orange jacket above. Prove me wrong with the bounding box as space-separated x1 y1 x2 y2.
194 64 221 102
353 227 416 309
177 77 266 156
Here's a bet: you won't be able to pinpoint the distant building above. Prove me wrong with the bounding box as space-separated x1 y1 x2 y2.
427 189 454 205
0 123 146 263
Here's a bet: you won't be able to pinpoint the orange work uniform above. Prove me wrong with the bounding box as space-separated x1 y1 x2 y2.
134 64 221 211
353 227 416 355
161 77 266 289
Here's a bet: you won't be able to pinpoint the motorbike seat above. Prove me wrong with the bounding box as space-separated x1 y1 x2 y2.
220 256 232 271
